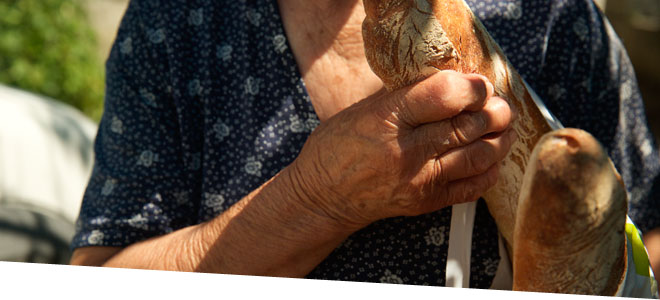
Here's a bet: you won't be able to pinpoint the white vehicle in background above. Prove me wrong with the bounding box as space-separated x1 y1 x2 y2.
0 84 97 264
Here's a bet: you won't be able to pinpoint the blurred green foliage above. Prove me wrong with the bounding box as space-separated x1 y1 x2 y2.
0 0 104 121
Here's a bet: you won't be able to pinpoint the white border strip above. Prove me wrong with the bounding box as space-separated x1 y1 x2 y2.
0 261 602 300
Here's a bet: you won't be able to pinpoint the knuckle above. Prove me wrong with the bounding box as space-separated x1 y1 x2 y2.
427 125 452 155
399 103 419 128
413 122 457 158
433 157 449 185
428 134 446 156
369 96 396 121
373 89 412 127
451 118 470 145
434 72 491 109
451 113 484 145
394 94 422 128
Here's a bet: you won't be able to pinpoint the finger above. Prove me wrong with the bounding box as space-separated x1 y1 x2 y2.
444 163 501 206
417 163 500 214
382 71 494 127
434 129 517 183
407 96 512 158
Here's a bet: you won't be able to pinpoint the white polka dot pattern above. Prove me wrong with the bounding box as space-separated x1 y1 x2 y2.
72 0 660 288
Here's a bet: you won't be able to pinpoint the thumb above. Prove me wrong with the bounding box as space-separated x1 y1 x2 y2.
383 71 494 127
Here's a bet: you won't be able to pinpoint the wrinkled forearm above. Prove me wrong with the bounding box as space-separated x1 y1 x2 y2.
87 167 355 277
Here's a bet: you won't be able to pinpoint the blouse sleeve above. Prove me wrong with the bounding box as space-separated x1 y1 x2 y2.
71 0 196 249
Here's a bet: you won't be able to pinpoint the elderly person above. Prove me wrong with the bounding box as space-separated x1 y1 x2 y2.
71 0 660 289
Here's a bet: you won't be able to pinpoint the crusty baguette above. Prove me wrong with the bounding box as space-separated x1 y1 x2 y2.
362 0 628 294
362 0 553 253
513 128 627 295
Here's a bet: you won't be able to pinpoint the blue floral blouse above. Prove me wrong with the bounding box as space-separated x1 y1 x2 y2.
72 0 660 289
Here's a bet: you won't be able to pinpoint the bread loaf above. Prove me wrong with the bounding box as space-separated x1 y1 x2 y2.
362 0 552 252
362 0 628 294
513 128 627 295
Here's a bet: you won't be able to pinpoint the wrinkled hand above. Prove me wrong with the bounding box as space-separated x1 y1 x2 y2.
288 71 515 230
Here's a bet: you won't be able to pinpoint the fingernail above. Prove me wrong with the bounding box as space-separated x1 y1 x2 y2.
474 76 493 101
474 74 494 97
472 74 493 98
485 81 494 98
